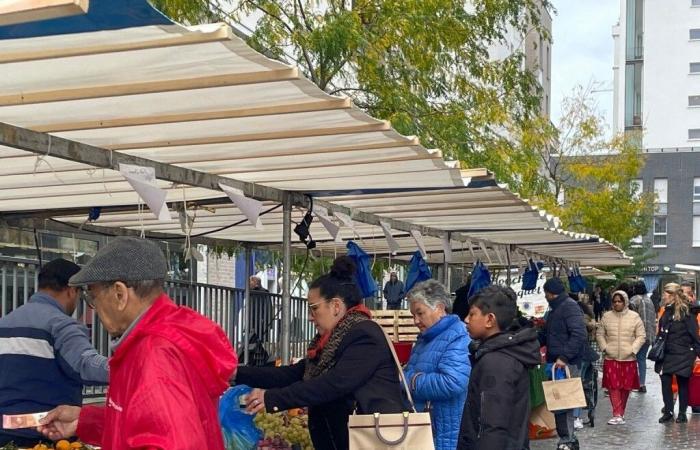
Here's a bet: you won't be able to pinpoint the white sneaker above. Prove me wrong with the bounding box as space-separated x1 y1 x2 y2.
574 418 584 429
607 416 626 425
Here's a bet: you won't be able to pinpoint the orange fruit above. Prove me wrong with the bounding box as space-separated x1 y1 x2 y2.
70 443 84 449
56 440 71 450
33 444 49 450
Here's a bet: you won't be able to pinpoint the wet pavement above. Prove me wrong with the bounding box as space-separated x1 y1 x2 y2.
530 361 700 450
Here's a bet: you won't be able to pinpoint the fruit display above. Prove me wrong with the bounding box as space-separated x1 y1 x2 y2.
253 410 313 450
0 441 96 450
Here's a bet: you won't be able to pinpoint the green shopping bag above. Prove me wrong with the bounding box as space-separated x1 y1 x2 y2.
529 365 547 409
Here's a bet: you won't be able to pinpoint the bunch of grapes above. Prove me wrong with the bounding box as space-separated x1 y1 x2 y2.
254 411 313 450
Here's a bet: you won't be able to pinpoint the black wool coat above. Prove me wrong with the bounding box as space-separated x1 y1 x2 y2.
655 306 700 378
236 320 405 450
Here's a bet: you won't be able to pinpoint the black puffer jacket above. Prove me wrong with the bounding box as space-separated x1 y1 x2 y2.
457 326 541 450
236 320 405 450
655 305 700 378
539 293 587 365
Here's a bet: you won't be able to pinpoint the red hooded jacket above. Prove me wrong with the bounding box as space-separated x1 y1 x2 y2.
76 294 237 450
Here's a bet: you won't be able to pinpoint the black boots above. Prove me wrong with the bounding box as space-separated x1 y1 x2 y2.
659 412 674 423
676 413 688 423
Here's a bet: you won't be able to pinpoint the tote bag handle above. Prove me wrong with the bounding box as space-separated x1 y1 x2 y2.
381 329 417 413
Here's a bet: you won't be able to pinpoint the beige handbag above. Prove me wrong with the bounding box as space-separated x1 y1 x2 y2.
347 332 435 450
542 366 587 412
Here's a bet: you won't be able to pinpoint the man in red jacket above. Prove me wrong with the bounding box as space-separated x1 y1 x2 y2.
37 237 237 450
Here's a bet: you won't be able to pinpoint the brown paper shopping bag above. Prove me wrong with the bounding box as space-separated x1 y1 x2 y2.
542 366 587 411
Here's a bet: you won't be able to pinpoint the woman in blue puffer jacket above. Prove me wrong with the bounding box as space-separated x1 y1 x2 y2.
404 279 471 450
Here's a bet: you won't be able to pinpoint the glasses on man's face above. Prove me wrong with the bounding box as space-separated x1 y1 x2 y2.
84 283 112 309
82 287 97 309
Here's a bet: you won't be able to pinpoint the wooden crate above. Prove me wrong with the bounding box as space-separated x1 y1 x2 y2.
371 310 420 342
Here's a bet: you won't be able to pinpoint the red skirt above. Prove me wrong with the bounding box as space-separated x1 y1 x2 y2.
602 359 640 390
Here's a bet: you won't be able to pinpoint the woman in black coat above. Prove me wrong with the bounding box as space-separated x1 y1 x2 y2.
235 257 405 450
656 283 700 424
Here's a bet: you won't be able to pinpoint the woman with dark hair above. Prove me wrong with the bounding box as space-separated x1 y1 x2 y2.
235 256 405 450
656 283 700 424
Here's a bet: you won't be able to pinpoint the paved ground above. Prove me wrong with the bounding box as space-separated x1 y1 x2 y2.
530 361 700 450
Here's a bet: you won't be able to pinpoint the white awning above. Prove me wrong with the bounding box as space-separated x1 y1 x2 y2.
0 22 631 267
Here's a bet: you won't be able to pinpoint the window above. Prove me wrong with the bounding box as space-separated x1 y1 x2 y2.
626 0 644 59
692 29 700 40
690 95 700 107
691 62 700 73
690 129 700 140
695 217 700 247
653 216 668 247
632 179 643 198
694 0 700 6
546 46 550 80
630 179 644 246
654 178 668 215
694 178 700 202
625 62 643 127
654 178 668 203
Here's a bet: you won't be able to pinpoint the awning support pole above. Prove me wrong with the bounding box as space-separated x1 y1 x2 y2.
281 192 292 364
243 245 251 365
506 245 512 286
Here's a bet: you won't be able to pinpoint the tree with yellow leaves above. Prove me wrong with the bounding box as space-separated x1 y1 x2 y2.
515 83 654 255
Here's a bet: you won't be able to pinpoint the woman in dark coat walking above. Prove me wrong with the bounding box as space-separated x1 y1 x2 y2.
656 283 700 424
235 256 405 450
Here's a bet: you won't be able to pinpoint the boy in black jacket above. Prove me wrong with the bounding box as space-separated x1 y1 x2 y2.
457 286 541 450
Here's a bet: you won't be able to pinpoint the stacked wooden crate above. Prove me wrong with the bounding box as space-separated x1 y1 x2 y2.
371 310 420 342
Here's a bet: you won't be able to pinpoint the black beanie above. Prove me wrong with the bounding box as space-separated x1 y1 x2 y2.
543 277 566 295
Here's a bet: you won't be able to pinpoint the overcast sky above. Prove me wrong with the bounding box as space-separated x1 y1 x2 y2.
550 0 621 130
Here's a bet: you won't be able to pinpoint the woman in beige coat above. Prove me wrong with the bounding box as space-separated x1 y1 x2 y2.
596 290 646 425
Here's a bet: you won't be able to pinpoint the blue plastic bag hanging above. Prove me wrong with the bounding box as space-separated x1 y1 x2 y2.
567 268 587 293
576 268 588 292
219 385 262 450
346 240 378 298
521 259 541 291
406 250 432 291
467 260 492 298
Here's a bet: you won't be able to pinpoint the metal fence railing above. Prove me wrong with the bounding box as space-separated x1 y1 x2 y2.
0 257 314 398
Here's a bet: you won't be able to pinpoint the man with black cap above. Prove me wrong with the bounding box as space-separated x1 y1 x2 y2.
36 237 237 450
540 277 587 450
0 258 108 447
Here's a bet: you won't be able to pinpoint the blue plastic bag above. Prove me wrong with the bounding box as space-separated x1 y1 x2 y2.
467 261 492 298
219 385 262 450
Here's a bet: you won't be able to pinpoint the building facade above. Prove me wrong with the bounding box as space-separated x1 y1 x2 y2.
487 1 552 117
613 0 700 270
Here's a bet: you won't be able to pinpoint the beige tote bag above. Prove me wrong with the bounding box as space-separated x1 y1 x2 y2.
347 332 435 450
542 366 587 412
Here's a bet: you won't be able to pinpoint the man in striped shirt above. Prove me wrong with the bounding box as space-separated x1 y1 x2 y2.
0 259 108 447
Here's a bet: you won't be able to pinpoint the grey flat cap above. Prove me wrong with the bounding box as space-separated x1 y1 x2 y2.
70 237 167 286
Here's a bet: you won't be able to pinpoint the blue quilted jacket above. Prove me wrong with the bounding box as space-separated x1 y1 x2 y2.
404 314 471 450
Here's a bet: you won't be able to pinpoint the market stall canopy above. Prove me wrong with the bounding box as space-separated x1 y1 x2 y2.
0 9 631 268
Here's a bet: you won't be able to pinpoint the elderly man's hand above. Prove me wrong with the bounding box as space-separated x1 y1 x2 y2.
37 405 80 441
